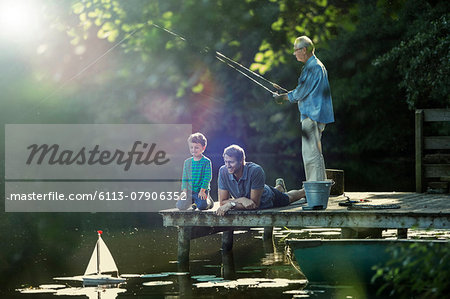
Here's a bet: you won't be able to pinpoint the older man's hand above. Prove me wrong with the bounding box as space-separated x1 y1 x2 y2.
273 93 288 104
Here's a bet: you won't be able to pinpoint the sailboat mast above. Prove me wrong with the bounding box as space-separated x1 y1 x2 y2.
97 230 102 275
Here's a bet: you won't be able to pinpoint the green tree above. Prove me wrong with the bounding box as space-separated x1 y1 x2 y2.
374 4 450 109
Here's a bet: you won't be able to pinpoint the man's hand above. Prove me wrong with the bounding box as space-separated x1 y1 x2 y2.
235 197 256 209
216 202 233 216
273 93 288 104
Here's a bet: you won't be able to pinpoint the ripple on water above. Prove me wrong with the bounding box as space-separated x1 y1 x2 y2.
193 278 308 289
38 284 66 289
142 281 173 286
17 288 57 294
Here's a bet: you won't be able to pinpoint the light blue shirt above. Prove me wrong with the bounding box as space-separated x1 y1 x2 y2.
218 162 275 209
287 55 335 124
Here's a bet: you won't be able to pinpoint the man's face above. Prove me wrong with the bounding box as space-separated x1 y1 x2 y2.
223 154 242 175
189 142 205 158
293 46 306 63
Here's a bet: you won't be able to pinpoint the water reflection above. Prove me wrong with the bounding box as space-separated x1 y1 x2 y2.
9 226 450 299
55 287 125 299
18 286 126 299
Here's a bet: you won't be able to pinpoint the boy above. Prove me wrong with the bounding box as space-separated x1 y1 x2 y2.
176 132 213 210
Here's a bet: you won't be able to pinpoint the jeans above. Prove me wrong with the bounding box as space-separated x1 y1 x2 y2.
176 190 212 210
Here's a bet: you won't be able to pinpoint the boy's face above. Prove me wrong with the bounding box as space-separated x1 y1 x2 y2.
189 142 205 158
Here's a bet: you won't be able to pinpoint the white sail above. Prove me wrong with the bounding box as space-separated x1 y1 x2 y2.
84 235 119 275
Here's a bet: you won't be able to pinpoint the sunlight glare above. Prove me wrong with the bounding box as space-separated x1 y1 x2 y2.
0 0 42 41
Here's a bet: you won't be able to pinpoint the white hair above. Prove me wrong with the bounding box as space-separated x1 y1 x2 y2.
294 36 315 54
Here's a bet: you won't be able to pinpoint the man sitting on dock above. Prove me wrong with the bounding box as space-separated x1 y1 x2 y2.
216 145 306 216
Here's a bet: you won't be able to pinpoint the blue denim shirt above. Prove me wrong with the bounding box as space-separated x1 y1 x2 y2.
218 162 274 209
287 55 335 124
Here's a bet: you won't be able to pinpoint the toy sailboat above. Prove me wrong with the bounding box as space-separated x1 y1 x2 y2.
82 230 126 285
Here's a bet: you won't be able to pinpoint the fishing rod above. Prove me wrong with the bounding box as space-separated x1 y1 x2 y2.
214 52 280 95
22 26 142 120
151 23 288 95
31 21 285 119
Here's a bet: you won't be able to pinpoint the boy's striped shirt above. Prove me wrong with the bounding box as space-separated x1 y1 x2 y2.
181 156 212 192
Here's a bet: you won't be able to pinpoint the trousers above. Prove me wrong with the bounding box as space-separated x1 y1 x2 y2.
301 117 327 181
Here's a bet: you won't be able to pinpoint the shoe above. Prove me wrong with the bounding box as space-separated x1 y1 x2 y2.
191 203 197 210
275 178 287 193
298 198 307 205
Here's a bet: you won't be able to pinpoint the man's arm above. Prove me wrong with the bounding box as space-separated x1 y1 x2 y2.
218 188 231 206
236 188 263 208
216 188 262 216
218 188 262 208
288 66 321 103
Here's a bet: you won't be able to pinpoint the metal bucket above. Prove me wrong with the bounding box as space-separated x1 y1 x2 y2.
303 180 335 210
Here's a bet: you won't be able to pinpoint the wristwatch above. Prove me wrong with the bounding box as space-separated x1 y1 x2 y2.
229 202 236 209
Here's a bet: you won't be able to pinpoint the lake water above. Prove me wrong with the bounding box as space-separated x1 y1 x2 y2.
3 216 449 299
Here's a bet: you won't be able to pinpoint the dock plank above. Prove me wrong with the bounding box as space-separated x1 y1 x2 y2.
160 192 450 229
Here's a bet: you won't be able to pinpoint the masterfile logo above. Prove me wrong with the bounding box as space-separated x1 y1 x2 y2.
6 124 190 179
26 141 170 171
5 124 192 212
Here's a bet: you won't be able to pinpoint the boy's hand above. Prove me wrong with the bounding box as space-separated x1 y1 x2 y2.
199 189 207 200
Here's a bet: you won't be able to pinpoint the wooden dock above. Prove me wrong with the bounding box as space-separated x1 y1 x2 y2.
159 192 450 264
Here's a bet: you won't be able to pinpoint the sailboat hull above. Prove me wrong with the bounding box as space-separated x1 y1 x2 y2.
82 275 126 286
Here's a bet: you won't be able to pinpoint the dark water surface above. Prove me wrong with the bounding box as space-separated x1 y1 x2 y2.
3 221 416 299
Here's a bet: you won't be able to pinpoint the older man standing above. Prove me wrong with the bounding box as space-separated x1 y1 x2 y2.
274 36 334 181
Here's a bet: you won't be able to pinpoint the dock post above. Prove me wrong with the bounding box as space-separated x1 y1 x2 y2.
263 226 273 241
397 228 408 239
222 229 234 252
177 226 191 266
221 250 236 280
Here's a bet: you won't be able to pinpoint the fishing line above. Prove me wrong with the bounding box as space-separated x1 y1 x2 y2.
20 27 142 120
151 22 287 95
24 20 284 121
214 54 277 95
215 51 288 93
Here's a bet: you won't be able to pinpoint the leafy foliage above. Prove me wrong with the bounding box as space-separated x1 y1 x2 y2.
372 242 450 298
374 10 450 109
